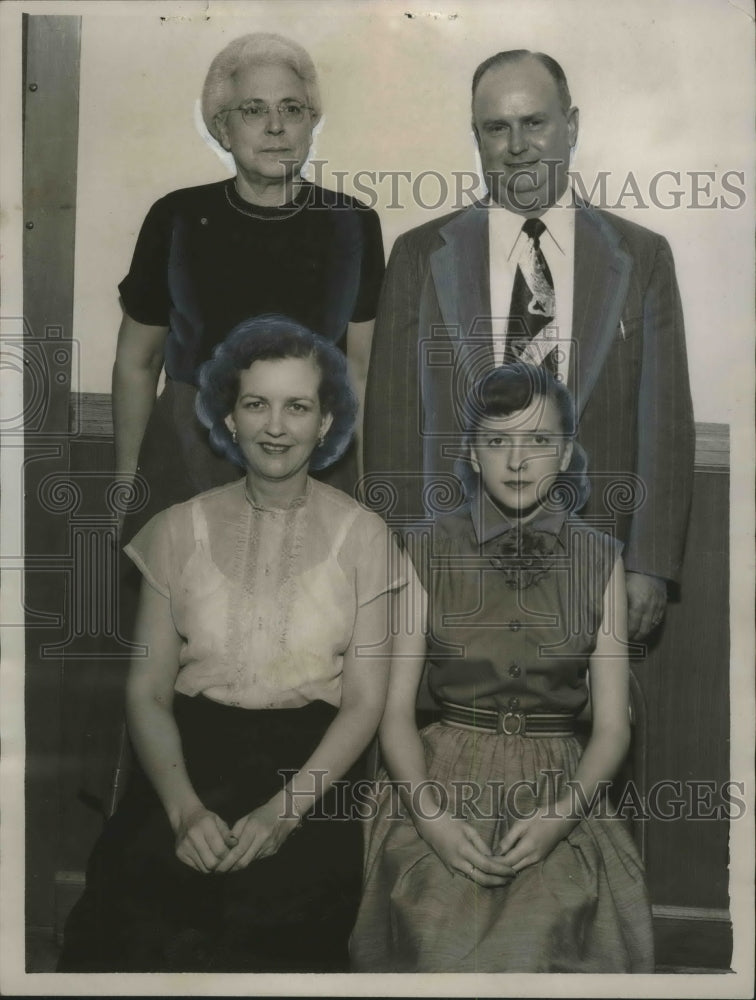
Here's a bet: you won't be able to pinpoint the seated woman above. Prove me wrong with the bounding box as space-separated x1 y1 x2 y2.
350 362 654 973
58 315 404 973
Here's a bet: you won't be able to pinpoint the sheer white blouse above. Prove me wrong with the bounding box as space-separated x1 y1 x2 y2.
125 478 405 710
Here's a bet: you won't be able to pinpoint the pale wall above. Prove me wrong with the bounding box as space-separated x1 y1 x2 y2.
71 0 754 424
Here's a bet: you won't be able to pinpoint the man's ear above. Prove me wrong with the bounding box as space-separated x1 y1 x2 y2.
567 106 579 148
472 120 481 148
559 440 574 472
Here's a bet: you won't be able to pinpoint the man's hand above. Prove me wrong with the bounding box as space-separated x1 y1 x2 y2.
625 571 667 641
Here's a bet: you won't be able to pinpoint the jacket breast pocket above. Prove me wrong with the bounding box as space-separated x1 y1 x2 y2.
618 314 643 340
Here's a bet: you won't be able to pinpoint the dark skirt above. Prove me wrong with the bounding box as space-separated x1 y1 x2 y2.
58 694 364 973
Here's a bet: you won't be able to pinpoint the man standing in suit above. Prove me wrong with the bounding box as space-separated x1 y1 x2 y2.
363 49 694 640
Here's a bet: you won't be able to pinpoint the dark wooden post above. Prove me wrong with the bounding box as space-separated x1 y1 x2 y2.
22 12 81 942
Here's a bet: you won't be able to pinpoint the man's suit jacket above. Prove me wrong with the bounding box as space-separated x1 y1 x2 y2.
363 200 695 584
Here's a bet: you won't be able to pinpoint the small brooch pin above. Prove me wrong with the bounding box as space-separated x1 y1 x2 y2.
487 527 557 589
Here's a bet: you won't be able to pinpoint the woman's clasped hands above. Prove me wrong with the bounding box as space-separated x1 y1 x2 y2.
173 805 237 874
174 793 300 874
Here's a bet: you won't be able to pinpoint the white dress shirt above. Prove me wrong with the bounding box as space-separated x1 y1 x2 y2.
488 188 576 383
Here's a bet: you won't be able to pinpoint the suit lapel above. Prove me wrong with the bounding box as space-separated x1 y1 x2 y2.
426 201 632 417
572 204 632 416
430 204 493 365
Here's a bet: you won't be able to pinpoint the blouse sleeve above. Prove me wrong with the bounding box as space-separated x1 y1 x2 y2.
350 207 385 323
340 509 408 608
397 522 435 593
118 195 173 326
123 506 176 599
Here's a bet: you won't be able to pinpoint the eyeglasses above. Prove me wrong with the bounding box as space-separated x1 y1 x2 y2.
224 100 312 125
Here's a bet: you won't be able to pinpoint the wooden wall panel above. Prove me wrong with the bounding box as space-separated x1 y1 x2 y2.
635 425 732 967
57 434 126 878
638 454 730 909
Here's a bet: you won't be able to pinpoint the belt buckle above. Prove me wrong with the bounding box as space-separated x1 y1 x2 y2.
499 711 526 736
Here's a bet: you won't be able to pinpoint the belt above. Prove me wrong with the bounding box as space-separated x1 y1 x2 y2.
440 700 578 737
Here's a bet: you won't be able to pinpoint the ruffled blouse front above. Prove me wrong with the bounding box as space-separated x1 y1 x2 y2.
125 479 405 709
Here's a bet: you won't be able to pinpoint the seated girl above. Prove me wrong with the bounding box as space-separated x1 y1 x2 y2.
350 362 654 973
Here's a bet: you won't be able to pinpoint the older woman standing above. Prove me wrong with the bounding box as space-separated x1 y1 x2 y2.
59 316 404 972
114 33 383 535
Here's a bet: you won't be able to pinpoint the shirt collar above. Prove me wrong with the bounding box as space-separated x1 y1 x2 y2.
470 488 568 546
540 186 575 255
486 185 576 259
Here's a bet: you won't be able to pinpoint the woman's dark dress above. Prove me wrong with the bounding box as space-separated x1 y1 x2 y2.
119 178 384 539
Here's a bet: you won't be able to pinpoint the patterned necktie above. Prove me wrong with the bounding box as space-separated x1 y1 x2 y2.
505 218 556 370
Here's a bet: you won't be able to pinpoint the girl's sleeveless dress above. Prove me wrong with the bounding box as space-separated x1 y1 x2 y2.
350 496 654 973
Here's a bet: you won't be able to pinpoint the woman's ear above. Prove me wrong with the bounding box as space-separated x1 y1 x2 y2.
224 413 236 436
559 440 574 472
215 114 232 152
319 411 334 440
469 445 481 473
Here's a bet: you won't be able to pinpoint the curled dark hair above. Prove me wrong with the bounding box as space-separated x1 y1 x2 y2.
457 362 590 511
196 314 357 471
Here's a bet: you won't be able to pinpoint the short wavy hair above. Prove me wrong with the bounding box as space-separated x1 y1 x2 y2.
471 50 572 114
202 33 322 143
457 362 590 512
196 314 356 472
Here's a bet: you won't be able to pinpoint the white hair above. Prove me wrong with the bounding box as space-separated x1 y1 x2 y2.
201 33 322 141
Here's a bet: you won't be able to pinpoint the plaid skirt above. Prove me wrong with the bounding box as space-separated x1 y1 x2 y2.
350 720 654 973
